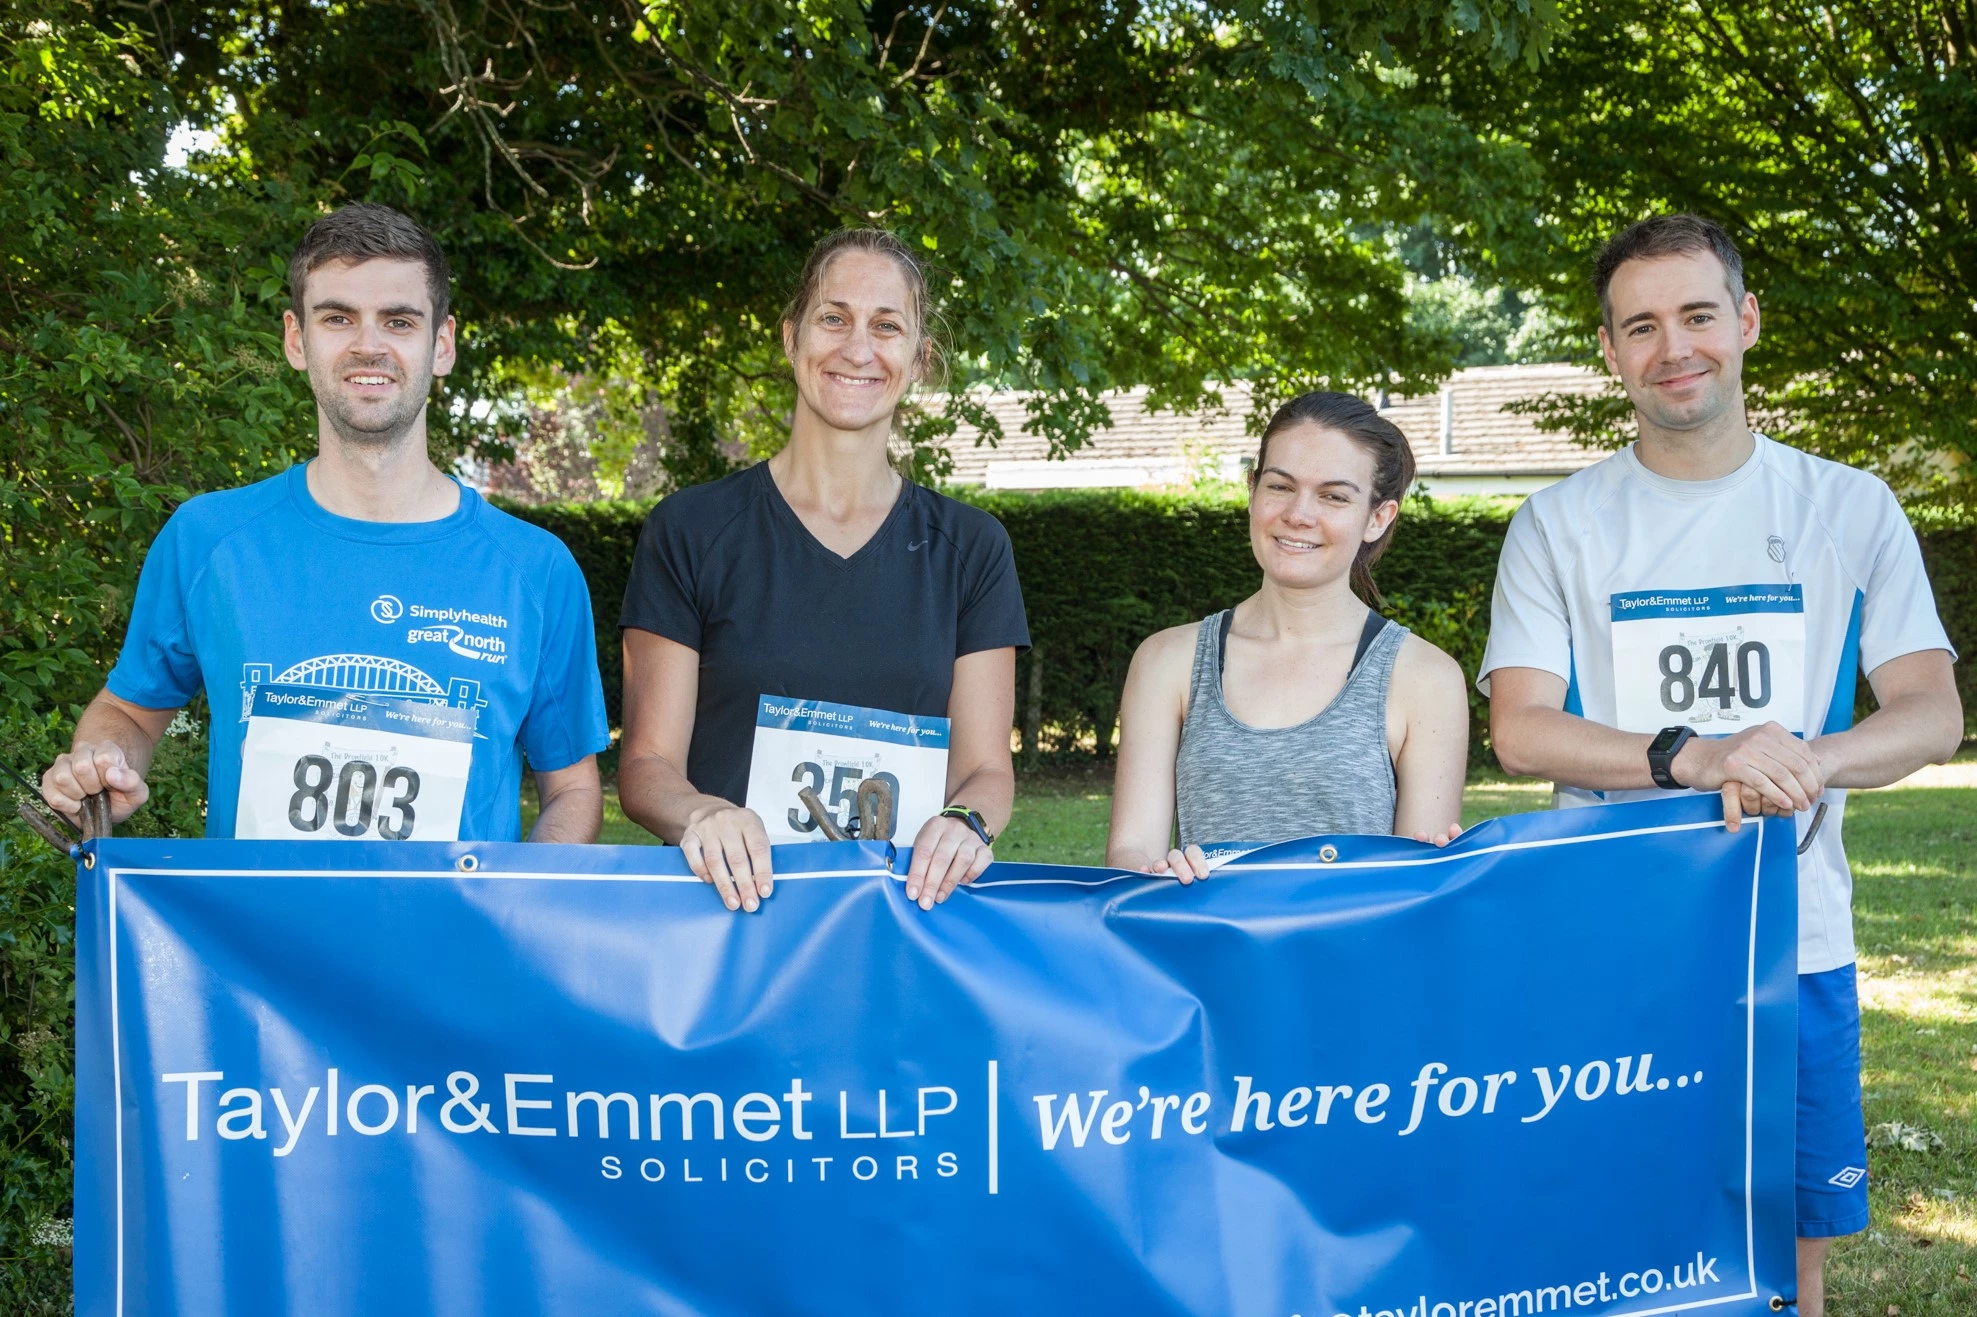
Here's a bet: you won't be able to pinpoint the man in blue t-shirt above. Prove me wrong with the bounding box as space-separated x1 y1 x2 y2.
39 204 610 843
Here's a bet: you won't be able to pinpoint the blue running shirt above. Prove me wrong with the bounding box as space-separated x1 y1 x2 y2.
108 464 611 840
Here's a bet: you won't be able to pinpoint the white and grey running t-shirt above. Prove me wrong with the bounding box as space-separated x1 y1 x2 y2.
1479 434 1954 974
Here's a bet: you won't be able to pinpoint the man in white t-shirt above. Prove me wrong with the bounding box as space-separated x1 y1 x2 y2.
1480 214 1961 1316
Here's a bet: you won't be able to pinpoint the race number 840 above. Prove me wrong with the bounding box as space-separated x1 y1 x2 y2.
288 755 421 840
1658 641 1771 713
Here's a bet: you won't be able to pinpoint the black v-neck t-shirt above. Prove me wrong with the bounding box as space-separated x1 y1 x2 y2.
620 463 1031 804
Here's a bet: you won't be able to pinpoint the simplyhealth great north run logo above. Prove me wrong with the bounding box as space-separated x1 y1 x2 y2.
373 595 511 664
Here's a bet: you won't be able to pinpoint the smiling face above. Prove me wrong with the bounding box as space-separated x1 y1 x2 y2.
1247 422 1397 591
283 257 456 448
1598 249 1759 436
782 250 924 436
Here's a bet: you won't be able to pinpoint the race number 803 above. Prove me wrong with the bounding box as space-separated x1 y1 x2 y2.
1658 640 1771 713
288 754 421 840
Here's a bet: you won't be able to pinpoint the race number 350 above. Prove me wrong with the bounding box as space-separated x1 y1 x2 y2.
287 755 421 840
787 762 899 834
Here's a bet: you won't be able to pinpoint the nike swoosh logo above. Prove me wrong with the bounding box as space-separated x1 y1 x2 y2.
907 540 929 552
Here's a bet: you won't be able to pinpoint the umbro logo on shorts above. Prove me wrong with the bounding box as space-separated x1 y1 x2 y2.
1828 1166 1866 1189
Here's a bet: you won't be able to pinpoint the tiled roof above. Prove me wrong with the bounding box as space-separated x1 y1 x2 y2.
935 363 1621 487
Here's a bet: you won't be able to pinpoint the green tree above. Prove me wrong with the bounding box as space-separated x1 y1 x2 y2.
151 0 1559 477
1420 0 1977 500
0 4 328 1303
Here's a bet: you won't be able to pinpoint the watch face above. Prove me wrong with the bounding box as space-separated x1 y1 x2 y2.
1648 727 1687 756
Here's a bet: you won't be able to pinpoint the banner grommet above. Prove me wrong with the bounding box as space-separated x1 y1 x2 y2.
456 854 479 873
1318 845 1338 863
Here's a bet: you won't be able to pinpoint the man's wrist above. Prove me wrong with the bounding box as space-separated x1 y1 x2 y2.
1806 732 1843 784
1667 739 1699 788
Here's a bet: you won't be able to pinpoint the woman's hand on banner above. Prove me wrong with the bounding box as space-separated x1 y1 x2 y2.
680 803 774 912
904 814 993 911
1144 845 1211 884
42 740 150 825
1410 823 1463 848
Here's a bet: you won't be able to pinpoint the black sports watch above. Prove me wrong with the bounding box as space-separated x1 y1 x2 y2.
940 804 994 846
1647 725 1696 791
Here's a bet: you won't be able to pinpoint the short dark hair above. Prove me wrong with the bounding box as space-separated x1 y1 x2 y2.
1592 214 1745 327
288 203 452 325
1251 391 1417 608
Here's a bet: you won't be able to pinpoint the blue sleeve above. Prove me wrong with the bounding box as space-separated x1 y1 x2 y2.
521 547 612 772
105 513 205 710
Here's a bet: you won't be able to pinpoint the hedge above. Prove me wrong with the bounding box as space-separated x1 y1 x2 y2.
500 499 652 741
503 489 1516 762
951 490 1512 761
505 487 1977 764
1926 522 1977 732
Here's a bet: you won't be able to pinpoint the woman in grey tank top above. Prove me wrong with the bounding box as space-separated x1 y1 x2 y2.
1106 392 1470 880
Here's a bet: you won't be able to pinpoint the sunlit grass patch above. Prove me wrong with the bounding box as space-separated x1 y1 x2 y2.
1836 786 1977 1315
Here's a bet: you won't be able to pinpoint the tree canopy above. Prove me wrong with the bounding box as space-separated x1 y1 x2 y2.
11 0 1977 717
143 1 1554 471
1422 0 1977 497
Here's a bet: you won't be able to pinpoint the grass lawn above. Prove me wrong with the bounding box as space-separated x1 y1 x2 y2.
1829 786 1977 1315
553 767 1977 1313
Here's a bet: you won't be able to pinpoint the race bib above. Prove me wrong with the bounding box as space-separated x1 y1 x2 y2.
1610 585 1807 735
744 696 950 845
236 684 476 841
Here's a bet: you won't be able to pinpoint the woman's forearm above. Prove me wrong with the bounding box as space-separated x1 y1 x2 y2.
618 748 729 843
944 762 1014 836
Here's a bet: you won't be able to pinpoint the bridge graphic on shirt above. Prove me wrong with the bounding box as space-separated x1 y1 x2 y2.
241 654 489 737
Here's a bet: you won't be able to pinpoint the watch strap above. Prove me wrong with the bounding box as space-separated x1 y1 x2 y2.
1648 726 1694 791
940 804 994 846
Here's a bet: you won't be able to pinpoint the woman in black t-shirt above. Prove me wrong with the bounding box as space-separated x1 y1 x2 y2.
619 229 1029 914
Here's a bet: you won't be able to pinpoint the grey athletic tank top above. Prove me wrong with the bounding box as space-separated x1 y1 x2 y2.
1174 608 1405 847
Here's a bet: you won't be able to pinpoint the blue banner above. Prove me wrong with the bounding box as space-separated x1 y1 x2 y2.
75 796 1798 1316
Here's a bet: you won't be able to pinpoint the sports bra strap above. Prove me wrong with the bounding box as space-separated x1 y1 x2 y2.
1217 607 1390 677
1351 609 1390 670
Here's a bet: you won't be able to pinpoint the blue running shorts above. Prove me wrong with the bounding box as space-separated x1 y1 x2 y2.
1797 964 1870 1239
